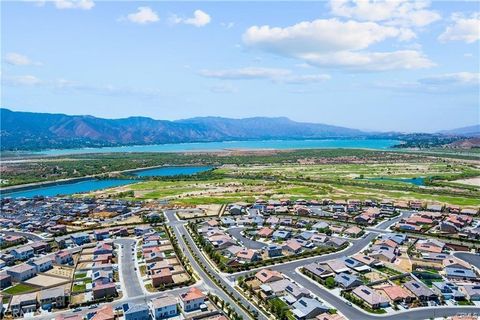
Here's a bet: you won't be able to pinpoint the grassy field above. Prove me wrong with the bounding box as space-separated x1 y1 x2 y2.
7 149 478 207
2 283 36 295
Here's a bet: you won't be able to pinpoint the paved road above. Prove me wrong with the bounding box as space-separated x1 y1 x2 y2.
165 210 268 320
274 211 480 320
453 252 480 269
114 238 144 298
227 227 267 249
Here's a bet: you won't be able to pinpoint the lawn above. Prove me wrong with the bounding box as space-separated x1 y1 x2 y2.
74 272 87 279
2 283 36 295
72 283 86 293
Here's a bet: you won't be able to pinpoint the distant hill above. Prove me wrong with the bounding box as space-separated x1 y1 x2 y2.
439 125 480 137
0 108 366 151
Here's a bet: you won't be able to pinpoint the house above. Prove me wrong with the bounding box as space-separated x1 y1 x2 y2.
150 295 178 319
38 286 67 309
90 305 115 320
283 240 302 254
343 226 363 238
9 292 38 317
229 204 244 215
325 259 349 274
459 285 480 301
343 257 370 272
180 287 206 312
29 256 53 272
380 285 414 303
445 267 477 280
431 282 465 301
325 238 347 248
265 244 283 258
370 246 396 263
443 257 471 270
7 264 37 282
334 273 363 289
303 263 334 279
257 227 274 238
71 233 90 245
92 270 113 285
0 273 12 289
272 230 291 240
93 242 113 255
260 279 304 298
124 303 150 320
291 297 329 320
352 286 390 309
220 217 236 227
352 254 381 267
11 245 34 260
404 280 438 301
92 282 117 300
94 230 110 241
55 251 73 265
415 239 445 253
380 233 407 245
152 268 174 287
236 249 261 263
312 222 329 231
134 226 153 236
255 269 283 283
30 241 50 254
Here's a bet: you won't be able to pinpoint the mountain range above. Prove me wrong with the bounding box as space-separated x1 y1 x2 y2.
1 108 477 151
1 108 365 151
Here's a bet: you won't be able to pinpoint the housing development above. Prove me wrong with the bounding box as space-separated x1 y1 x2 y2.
0 185 479 320
1 1 480 319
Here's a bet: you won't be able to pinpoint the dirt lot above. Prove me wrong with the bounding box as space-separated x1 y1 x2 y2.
44 266 74 279
70 293 86 305
76 262 93 270
173 273 190 283
25 274 69 287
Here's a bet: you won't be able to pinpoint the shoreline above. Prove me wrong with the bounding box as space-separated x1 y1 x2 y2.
0 164 212 193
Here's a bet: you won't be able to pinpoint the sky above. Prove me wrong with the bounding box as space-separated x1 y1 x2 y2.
1 0 479 132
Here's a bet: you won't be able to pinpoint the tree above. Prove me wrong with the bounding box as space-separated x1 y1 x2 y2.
325 276 335 289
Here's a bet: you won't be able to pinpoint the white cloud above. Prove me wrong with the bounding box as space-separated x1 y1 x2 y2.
438 12 480 44
127 7 159 24
3 75 42 86
242 18 433 71
329 0 441 27
170 10 211 27
378 72 480 93
198 67 330 84
221 22 235 29
418 72 480 86
4 53 41 66
199 67 291 80
2 74 163 98
54 0 94 10
301 50 434 71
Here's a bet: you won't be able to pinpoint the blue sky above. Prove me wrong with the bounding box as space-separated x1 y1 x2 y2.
2 1 479 132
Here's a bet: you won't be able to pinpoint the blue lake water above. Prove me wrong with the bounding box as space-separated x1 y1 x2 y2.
361 177 425 186
0 166 212 199
30 139 400 156
0 179 136 199
130 166 213 177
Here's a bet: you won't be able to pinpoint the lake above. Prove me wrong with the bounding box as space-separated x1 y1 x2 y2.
0 179 136 199
29 139 400 156
129 166 213 177
361 177 425 186
0 166 212 199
